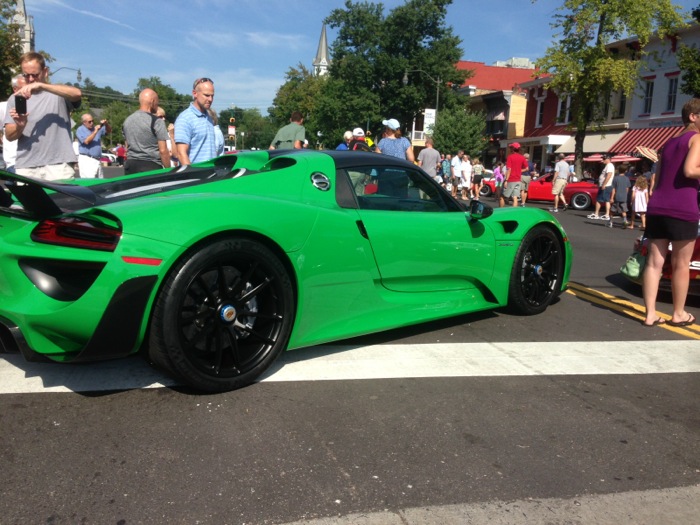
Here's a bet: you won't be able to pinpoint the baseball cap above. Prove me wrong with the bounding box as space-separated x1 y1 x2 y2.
352 127 365 137
382 118 400 130
510 142 521 149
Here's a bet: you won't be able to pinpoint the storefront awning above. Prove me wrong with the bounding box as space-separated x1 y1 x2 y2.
554 130 626 154
608 126 684 155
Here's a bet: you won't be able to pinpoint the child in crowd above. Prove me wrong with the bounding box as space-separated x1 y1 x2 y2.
609 166 631 228
493 162 504 198
629 175 649 230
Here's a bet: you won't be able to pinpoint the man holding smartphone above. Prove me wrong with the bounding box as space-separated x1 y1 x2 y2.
2 51 81 181
76 114 111 178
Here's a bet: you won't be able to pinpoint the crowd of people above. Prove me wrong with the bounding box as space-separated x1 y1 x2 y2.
0 54 227 178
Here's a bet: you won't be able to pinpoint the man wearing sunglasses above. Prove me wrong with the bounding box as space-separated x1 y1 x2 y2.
76 113 111 178
174 78 217 165
2 52 82 180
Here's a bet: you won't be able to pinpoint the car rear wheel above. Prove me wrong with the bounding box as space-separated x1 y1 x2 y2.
507 225 564 315
148 238 294 392
479 184 493 197
570 192 592 210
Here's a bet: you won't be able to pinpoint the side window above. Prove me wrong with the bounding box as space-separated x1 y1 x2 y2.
352 166 448 212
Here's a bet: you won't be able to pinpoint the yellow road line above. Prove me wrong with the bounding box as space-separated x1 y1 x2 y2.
566 282 700 339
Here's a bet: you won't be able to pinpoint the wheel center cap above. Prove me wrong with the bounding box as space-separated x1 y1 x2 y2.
220 304 237 323
533 264 543 277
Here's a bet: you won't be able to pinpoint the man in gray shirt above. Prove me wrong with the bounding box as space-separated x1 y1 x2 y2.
122 88 171 174
417 137 441 183
3 52 81 180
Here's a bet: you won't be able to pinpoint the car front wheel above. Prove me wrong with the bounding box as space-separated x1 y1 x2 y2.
148 238 294 392
480 184 493 197
507 225 564 315
570 192 592 210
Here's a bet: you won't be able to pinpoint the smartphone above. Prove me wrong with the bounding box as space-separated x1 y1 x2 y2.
15 95 27 116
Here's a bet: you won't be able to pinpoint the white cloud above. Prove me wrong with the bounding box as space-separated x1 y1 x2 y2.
29 0 136 30
245 31 305 51
113 38 173 62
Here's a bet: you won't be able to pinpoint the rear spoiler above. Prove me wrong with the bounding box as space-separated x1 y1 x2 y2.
0 171 97 220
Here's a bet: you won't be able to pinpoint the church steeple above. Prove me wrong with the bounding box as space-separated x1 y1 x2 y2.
313 24 330 76
13 0 35 54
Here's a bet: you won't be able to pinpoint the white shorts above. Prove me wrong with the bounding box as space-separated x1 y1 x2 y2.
78 155 104 178
16 163 76 181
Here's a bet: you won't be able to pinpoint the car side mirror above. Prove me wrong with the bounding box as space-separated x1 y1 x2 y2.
469 200 493 220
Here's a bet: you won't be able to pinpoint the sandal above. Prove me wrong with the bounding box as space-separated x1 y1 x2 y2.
667 314 696 327
587 214 599 219
642 318 666 327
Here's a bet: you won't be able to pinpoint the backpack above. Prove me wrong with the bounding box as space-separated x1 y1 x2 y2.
348 139 372 152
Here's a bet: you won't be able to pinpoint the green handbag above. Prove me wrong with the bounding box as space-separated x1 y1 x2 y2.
620 251 646 282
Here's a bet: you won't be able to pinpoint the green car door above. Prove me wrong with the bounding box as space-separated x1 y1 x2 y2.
348 165 496 293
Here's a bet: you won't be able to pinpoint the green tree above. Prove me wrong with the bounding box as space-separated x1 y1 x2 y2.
134 77 190 117
100 100 136 147
676 6 700 97
80 78 133 109
0 0 22 99
536 0 687 176
218 106 276 150
276 0 468 148
431 106 486 158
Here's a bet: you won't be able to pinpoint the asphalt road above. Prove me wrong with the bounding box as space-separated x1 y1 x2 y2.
1 189 699 525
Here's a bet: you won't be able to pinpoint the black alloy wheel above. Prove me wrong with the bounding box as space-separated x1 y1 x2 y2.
507 225 564 315
149 238 294 392
570 192 592 210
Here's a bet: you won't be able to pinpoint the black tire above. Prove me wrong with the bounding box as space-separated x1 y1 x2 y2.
507 225 565 315
570 192 592 210
479 184 493 197
148 238 294 392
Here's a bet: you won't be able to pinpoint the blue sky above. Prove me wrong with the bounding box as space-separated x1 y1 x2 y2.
25 0 699 114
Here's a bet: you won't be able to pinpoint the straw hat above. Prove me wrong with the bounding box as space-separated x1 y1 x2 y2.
635 146 658 163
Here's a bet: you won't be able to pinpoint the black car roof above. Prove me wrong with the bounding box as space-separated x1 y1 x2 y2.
268 149 419 171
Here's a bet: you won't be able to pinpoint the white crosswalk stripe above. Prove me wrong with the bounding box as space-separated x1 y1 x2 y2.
1 340 699 394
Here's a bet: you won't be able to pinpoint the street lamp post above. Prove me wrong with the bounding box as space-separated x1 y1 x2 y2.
50 66 82 84
403 68 441 115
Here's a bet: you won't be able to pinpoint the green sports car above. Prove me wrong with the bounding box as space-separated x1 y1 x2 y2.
0 150 571 392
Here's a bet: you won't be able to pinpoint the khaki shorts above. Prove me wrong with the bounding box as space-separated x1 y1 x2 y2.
552 178 567 195
16 163 76 181
520 175 531 190
502 181 521 198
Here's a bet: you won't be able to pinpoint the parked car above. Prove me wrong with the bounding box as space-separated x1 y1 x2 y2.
101 151 117 165
0 150 572 392
480 172 599 210
621 224 700 295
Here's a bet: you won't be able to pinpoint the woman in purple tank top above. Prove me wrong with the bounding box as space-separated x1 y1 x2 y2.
643 98 700 327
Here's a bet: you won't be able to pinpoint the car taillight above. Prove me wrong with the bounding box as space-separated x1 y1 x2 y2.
31 217 121 252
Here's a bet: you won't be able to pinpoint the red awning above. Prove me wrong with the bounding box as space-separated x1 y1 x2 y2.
609 126 684 155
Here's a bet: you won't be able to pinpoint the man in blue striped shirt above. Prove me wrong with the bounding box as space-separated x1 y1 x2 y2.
175 78 217 165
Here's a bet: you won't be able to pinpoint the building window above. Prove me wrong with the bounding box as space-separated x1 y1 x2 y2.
666 76 678 112
536 96 545 127
611 91 626 119
617 91 626 119
643 81 654 114
557 95 571 123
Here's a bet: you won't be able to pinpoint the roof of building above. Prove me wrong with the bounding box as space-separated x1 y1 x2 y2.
456 61 536 92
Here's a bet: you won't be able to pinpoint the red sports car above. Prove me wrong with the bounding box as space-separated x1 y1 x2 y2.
480 172 599 210
623 225 700 294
